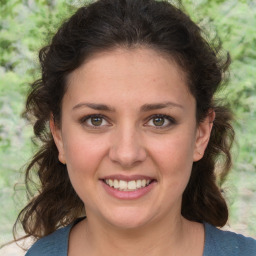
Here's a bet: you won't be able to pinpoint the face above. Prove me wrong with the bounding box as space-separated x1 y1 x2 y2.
51 47 213 230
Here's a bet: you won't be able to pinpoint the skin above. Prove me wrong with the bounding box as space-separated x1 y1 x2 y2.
50 47 214 256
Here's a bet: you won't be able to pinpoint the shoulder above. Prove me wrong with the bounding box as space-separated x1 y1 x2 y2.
25 224 72 256
204 222 256 256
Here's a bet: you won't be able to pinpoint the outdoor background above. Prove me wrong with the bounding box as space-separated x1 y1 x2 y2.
0 0 256 255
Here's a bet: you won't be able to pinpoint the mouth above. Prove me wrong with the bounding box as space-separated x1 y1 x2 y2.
101 178 155 192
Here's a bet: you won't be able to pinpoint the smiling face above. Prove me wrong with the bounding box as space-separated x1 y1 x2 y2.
51 47 213 230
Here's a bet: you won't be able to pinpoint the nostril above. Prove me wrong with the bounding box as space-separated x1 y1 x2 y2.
109 147 147 168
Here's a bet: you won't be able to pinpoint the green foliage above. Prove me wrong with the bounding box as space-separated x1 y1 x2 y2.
183 0 256 236
0 0 80 242
0 0 255 243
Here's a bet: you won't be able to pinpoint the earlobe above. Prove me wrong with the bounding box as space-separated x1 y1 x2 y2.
193 110 215 162
49 115 66 164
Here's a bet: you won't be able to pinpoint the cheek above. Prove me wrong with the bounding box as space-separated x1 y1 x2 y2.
150 132 196 166
63 134 108 183
149 133 195 188
63 137 109 206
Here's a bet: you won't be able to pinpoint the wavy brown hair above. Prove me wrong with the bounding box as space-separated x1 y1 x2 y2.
14 0 234 241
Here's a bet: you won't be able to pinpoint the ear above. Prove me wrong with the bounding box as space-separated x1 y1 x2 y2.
193 110 215 162
49 114 66 164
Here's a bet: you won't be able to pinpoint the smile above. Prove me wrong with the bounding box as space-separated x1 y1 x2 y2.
103 179 152 191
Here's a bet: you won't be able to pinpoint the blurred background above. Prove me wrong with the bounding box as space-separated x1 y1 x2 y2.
0 0 256 255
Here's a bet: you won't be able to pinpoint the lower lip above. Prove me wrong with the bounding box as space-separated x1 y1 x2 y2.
101 181 156 200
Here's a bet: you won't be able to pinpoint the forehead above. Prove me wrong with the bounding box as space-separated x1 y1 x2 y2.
65 47 194 110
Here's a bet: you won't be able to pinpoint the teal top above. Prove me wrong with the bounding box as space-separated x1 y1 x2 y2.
26 221 256 256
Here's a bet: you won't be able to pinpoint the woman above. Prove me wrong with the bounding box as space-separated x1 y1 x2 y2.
14 0 256 255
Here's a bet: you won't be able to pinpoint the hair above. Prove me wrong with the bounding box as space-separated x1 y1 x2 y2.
14 0 234 241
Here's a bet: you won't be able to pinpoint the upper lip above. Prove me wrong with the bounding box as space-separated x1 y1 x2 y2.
100 174 156 181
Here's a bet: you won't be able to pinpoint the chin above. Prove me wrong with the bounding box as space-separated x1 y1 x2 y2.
101 206 155 230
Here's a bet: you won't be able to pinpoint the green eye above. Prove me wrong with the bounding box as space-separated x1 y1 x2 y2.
146 114 176 128
152 117 165 126
80 115 109 128
90 117 103 126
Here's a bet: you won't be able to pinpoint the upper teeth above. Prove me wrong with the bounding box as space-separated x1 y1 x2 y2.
105 179 151 191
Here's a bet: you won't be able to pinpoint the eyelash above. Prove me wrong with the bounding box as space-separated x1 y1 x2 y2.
144 114 176 129
79 114 176 129
79 114 110 129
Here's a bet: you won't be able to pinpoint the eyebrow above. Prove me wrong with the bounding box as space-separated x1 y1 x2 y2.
72 102 116 112
72 101 183 112
140 102 183 111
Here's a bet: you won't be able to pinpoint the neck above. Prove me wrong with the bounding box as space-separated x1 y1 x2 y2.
70 212 203 256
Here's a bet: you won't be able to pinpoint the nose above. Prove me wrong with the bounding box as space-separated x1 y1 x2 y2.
109 125 147 169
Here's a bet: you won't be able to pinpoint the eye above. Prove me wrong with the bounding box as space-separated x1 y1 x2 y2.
145 114 176 128
80 114 110 128
152 116 165 126
90 116 104 126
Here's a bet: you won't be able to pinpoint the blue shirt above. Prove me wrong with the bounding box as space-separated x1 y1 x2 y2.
26 221 256 255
